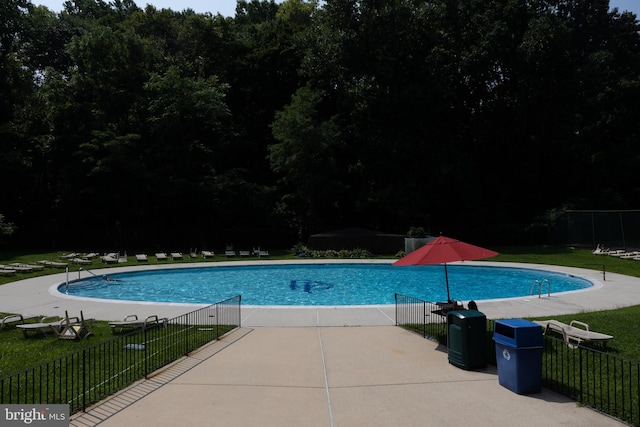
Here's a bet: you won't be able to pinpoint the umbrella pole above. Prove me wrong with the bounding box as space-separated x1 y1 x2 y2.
444 263 451 302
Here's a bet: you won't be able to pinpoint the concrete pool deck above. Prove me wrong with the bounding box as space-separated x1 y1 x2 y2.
1 260 638 426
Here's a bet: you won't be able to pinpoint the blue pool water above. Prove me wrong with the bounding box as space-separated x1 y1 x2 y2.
61 263 593 306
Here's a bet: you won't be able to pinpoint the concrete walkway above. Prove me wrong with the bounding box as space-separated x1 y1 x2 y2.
2 260 638 426
70 326 625 427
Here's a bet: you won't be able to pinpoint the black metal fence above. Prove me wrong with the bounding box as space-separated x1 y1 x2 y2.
394 293 448 342
0 295 241 414
542 336 640 426
395 293 640 426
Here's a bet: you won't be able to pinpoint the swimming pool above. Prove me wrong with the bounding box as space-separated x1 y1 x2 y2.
60 263 593 306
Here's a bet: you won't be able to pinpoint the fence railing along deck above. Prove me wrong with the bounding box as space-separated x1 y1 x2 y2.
0 295 241 414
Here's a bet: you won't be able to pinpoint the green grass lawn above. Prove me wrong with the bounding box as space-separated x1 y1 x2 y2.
0 320 116 377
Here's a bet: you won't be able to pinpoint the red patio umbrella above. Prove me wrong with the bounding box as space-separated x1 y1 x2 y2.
393 235 498 302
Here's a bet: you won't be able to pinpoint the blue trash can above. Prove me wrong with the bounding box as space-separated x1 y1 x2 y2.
493 319 543 394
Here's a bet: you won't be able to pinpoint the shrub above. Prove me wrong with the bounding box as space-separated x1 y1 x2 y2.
290 245 373 258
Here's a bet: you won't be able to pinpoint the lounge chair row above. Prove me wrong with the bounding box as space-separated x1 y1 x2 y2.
534 319 613 348
150 252 186 261
0 262 48 275
593 245 640 260
59 252 99 260
225 247 270 257
50 252 100 265
0 261 59 276
140 249 268 261
1 247 271 273
4 311 165 338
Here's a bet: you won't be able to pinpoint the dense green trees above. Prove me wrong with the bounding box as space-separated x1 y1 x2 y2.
0 0 638 249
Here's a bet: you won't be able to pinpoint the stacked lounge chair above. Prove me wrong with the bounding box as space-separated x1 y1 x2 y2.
56 311 93 340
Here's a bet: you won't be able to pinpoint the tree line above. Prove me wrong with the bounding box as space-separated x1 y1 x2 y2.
1 0 639 250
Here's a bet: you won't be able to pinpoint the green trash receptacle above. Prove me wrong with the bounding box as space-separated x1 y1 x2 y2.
493 319 544 394
447 310 487 370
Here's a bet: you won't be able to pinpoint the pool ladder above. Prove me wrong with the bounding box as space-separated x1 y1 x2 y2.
529 279 550 298
65 267 100 294
78 267 99 279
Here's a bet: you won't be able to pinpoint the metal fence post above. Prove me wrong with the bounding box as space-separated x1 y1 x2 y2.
82 348 86 412
394 293 398 326
579 347 583 405
423 301 427 338
144 327 149 378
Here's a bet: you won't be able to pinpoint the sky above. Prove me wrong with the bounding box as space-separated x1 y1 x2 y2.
31 0 640 18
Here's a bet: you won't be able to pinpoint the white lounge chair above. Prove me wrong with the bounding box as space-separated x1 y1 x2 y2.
239 250 251 257
82 252 99 259
170 252 183 260
109 315 165 334
101 253 118 264
155 253 168 261
534 319 613 348
59 252 79 260
0 314 39 330
202 250 215 258
225 244 236 257
16 315 80 337
136 254 148 262
253 246 269 257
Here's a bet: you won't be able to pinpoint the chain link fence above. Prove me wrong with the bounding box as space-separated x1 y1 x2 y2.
551 210 640 250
